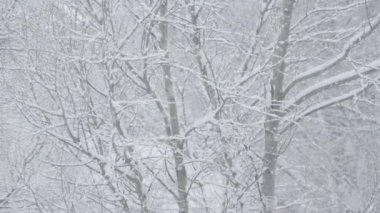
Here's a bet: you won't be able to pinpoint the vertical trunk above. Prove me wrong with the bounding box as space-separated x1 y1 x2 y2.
159 1 189 213
188 6 218 109
113 109 148 213
262 0 294 212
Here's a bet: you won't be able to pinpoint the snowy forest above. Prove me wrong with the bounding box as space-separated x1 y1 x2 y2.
1 0 380 212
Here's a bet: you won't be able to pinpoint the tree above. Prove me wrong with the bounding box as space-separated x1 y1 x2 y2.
2 0 380 212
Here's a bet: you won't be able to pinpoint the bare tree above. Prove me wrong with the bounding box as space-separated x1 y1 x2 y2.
2 0 380 212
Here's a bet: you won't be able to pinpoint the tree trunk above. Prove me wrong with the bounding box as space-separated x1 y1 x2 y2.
159 1 189 212
262 0 294 212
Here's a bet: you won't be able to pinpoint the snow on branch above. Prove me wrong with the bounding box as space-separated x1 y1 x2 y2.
288 59 380 108
284 13 380 96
